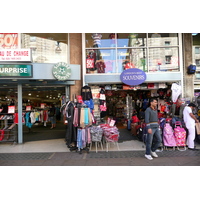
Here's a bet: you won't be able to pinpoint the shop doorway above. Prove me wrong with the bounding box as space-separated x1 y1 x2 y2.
21 82 66 142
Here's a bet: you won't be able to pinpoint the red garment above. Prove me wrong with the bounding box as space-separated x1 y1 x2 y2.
95 61 105 73
0 130 4 141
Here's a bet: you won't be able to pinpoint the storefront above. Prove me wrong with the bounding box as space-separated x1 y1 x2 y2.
0 33 80 144
82 33 184 128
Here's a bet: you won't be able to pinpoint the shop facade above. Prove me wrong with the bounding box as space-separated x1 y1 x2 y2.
0 33 81 144
0 33 197 149
81 34 188 125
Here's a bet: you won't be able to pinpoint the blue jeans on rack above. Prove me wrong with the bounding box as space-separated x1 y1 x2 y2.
145 127 162 155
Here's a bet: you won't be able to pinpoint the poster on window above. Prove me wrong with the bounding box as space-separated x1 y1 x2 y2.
8 106 15 113
0 33 19 49
86 58 94 68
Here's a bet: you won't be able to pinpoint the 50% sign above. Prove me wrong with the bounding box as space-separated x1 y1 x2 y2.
0 33 18 49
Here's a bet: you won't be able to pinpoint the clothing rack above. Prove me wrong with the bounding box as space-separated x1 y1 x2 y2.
0 113 17 144
62 101 94 154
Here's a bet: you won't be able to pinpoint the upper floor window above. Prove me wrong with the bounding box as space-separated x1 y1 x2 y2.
21 33 68 63
85 33 180 74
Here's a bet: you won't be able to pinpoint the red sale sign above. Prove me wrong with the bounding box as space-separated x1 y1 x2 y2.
0 33 19 49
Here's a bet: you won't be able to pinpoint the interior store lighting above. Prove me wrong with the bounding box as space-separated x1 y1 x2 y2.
55 41 62 52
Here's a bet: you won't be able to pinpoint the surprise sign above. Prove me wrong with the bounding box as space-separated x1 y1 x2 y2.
120 68 146 86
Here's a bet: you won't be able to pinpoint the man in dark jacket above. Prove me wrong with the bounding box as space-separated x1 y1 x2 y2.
144 98 162 160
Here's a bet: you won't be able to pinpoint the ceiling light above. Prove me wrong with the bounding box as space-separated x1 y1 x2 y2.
55 41 62 53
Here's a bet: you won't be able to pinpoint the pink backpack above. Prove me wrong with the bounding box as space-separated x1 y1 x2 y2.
163 123 176 148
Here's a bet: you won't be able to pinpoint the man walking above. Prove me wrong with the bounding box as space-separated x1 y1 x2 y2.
144 98 162 160
183 103 199 150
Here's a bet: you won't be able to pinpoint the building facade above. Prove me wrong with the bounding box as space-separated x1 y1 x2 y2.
0 33 196 145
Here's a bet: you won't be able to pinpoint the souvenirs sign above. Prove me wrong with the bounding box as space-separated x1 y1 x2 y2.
120 68 146 86
52 62 71 81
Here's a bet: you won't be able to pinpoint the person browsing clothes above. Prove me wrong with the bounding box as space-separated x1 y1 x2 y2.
144 98 162 160
183 103 199 150
170 98 185 126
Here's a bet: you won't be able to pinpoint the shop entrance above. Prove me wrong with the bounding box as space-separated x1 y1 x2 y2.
91 83 172 142
22 82 66 142
0 80 67 143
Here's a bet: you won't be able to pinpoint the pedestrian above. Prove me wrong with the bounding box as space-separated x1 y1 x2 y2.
183 103 199 150
144 98 162 160
49 104 56 129
170 98 185 126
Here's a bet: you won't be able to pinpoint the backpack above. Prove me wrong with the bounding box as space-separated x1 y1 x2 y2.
163 123 176 147
187 64 196 74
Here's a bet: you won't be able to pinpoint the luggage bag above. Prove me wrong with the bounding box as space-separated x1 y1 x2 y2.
174 121 187 151
163 122 176 151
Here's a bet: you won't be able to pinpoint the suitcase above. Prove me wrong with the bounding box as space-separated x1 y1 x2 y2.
174 121 187 151
163 122 176 150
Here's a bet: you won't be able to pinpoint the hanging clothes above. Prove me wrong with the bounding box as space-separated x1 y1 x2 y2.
64 101 77 146
171 83 182 103
81 85 93 101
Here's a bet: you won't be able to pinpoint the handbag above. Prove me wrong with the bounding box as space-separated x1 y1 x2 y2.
195 123 200 135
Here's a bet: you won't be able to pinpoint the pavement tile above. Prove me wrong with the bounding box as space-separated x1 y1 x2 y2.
167 156 200 166
106 158 131 166
85 159 108 166
42 159 66 166
0 160 45 166
61 159 87 166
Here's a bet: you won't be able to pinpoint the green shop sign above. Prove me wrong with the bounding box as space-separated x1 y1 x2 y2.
52 62 71 81
0 65 32 77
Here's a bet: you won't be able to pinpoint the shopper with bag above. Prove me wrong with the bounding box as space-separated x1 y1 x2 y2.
183 103 199 150
144 98 162 160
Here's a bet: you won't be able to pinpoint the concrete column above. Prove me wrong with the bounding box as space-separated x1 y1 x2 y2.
183 33 194 101
69 33 82 101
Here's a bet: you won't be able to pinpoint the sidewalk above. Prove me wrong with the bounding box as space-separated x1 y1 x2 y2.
0 139 200 166
0 139 146 153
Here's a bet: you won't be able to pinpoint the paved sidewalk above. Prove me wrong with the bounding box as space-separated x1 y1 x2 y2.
0 138 200 166
0 149 200 166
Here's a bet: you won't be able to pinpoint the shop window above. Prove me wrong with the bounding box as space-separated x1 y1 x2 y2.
149 48 179 72
118 48 147 72
148 33 178 46
117 33 147 47
85 33 117 48
85 33 180 74
21 33 68 63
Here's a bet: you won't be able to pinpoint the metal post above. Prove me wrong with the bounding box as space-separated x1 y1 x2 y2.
17 83 23 143
65 85 70 102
